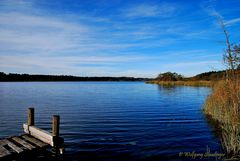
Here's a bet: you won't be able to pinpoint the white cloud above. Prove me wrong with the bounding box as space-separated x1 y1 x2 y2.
202 1 240 27
0 12 92 53
224 18 240 26
123 3 176 18
0 55 157 77
165 60 220 68
0 12 147 55
0 55 149 66
0 13 87 31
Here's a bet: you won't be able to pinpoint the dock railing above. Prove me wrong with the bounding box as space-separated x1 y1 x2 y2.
0 107 65 159
23 108 64 154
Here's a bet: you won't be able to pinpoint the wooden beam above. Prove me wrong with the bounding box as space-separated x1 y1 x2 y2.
23 123 54 146
23 109 64 149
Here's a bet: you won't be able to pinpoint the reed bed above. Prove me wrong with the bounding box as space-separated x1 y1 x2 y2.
203 79 240 158
146 80 213 87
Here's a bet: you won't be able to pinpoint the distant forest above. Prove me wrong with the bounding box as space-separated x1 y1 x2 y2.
190 70 226 81
155 70 240 81
0 72 151 82
1 70 238 82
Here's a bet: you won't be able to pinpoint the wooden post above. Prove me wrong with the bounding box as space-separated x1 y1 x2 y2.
52 115 60 137
28 108 34 126
52 115 61 154
23 109 64 155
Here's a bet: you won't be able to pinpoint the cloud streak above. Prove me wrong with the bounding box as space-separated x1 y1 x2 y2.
0 55 158 77
225 18 240 26
0 12 91 53
123 3 176 18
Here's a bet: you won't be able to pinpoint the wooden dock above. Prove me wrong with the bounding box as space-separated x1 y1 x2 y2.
0 108 64 159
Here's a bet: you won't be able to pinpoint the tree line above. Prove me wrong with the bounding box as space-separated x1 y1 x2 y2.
0 72 150 82
155 70 240 81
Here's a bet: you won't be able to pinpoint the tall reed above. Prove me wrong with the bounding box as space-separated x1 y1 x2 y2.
203 79 240 157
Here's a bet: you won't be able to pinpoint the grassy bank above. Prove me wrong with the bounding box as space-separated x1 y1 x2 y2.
146 80 213 87
203 79 240 158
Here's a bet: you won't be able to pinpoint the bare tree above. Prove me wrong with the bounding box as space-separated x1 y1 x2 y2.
218 18 240 80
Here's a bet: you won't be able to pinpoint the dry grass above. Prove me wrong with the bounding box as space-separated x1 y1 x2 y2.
146 80 213 87
203 79 240 157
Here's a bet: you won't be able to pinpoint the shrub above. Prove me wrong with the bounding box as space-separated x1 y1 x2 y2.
156 72 183 81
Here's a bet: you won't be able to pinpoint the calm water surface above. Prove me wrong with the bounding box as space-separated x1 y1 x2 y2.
0 82 222 161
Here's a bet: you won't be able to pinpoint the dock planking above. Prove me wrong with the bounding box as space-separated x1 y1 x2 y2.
0 146 11 158
0 134 49 158
22 135 48 148
0 139 23 153
0 108 64 159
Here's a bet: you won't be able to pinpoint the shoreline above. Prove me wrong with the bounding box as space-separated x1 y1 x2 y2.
145 80 213 87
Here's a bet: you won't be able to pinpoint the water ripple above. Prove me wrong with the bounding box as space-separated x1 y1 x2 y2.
0 82 221 160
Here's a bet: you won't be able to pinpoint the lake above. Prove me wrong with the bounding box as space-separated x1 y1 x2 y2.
0 82 222 161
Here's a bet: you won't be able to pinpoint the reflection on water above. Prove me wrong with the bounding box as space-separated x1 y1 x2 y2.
0 82 222 161
157 85 178 95
204 114 223 146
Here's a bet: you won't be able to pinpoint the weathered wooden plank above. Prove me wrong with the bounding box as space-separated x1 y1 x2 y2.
23 124 53 146
1 139 24 153
22 135 48 148
12 137 35 150
0 146 11 158
0 139 7 147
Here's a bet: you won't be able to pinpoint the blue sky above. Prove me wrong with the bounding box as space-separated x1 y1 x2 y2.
0 0 239 78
